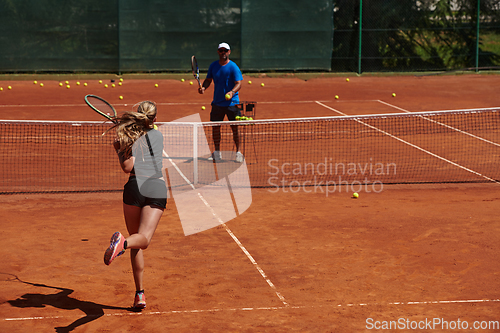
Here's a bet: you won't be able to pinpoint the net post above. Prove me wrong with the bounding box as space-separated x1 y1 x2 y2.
358 0 363 74
475 0 480 72
193 123 198 185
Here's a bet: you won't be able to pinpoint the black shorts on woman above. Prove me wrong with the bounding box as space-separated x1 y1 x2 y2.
123 175 167 209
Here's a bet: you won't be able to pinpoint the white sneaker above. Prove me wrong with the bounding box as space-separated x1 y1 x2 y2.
208 151 221 161
235 151 244 163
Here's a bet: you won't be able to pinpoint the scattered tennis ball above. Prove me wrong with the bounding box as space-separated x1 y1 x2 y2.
111 84 115 88
0 87 3 91
155 83 159 88
59 82 63 87
346 78 350 82
84 83 88 87
33 80 37 84
119 78 124 82
118 82 122 86
248 117 253 121
248 80 252 84
190 81 193 85
335 95 339 99
65 81 69 85
201 106 206 110
8 86 12 90
104 84 108 88
353 192 359 198
66 85 70 89
261 83 265 87
99 80 103 84
40 83 44 87
119 96 123 100
76 81 80 86
181 78 185 82
225 93 231 100
392 93 396 97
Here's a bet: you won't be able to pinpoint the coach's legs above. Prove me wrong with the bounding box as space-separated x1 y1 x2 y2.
212 125 221 152
230 124 240 152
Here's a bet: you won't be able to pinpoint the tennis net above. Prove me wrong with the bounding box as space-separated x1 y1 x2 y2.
1 108 499 194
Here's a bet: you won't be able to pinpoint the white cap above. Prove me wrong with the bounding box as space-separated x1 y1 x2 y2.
218 42 230 50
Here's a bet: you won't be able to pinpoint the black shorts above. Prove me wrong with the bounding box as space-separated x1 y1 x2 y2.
123 175 167 209
210 104 241 121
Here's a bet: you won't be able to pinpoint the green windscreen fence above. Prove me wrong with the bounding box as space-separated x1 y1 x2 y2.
0 0 499 73
0 0 333 73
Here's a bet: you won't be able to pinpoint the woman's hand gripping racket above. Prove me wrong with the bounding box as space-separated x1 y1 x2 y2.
85 94 118 124
191 55 202 89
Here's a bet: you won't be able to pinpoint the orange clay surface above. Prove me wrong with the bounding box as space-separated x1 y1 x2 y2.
0 74 499 332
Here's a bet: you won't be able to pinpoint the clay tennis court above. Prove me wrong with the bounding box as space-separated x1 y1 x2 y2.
0 74 499 332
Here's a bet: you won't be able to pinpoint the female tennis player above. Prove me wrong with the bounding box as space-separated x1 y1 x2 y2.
103 100 167 310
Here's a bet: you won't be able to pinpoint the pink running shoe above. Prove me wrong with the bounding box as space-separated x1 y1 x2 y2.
133 291 146 309
104 232 125 265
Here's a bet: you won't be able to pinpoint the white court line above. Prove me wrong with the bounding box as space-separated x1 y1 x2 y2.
377 100 500 148
162 150 288 307
0 99 378 109
315 101 500 184
3 298 499 321
0 101 330 108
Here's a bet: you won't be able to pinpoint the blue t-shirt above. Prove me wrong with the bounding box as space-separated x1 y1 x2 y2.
206 60 243 107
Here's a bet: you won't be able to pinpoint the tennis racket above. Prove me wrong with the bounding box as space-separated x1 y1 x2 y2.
84 94 118 124
191 55 202 88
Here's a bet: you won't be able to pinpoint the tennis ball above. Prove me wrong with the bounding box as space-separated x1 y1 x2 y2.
99 80 103 84
76 81 80 85
201 106 206 110
248 117 253 121
190 81 193 85
0 87 3 91
84 83 88 87
346 78 350 82
119 96 123 100
66 85 70 89
8 86 12 90
104 84 108 88
33 80 37 84
111 84 115 88
40 83 44 87
59 82 63 87
235 116 241 120
392 93 396 97
119 78 124 82
153 124 158 130
261 83 265 87
65 81 69 85
118 82 122 86
335 95 339 99
181 79 185 82
225 94 231 100
248 80 252 84
353 192 359 198
155 83 158 88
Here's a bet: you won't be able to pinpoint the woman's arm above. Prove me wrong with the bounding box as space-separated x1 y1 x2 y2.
114 140 135 174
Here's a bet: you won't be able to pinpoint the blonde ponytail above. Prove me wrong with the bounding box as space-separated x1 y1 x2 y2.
115 101 157 158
